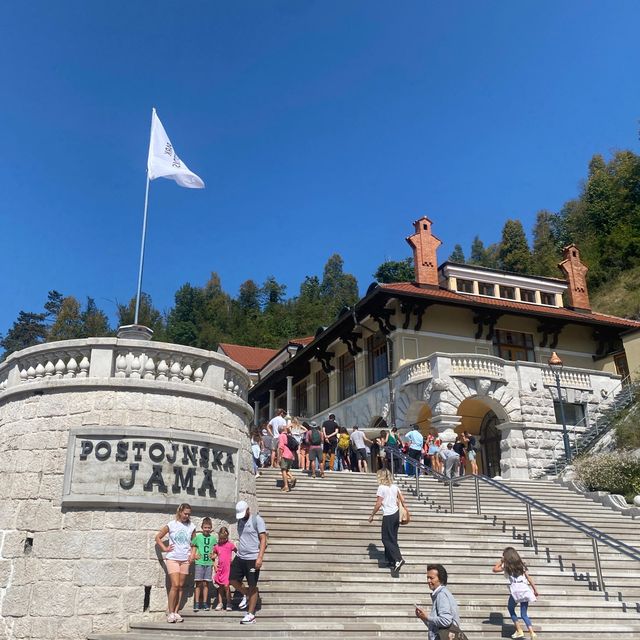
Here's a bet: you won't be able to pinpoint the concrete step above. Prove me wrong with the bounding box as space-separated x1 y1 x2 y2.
91 472 640 639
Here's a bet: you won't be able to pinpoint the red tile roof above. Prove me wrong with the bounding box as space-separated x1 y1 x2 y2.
218 343 278 372
378 282 640 330
290 336 314 346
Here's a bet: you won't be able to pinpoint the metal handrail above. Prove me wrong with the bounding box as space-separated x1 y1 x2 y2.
385 445 640 592
551 375 634 472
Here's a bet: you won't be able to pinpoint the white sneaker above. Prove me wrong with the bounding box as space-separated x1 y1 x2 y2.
174 612 184 623
241 613 256 624
166 613 176 623
238 595 248 610
214 603 223 611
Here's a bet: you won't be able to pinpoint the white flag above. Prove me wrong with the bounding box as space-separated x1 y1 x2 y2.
147 108 205 189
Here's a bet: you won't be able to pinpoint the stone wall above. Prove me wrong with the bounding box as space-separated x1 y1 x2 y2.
0 340 252 640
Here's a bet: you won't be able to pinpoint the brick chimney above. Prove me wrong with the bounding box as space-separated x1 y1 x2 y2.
558 244 591 312
406 216 442 287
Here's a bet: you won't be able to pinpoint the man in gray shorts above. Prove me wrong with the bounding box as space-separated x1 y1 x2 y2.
350 425 373 473
230 500 268 625
306 421 325 478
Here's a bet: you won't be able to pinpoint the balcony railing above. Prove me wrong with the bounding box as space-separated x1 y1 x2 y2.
0 338 251 402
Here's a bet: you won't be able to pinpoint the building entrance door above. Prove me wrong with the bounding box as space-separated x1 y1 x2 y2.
480 411 501 478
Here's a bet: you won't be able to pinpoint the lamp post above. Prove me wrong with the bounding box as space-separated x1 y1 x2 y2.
548 351 572 463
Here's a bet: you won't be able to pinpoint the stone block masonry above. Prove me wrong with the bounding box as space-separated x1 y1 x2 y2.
0 338 253 640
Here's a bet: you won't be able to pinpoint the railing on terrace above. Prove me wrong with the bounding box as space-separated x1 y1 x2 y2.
0 338 250 401
551 375 636 474
385 446 640 597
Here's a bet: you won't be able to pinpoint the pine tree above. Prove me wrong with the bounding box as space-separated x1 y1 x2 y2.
448 244 465 263
498 219 532 273
117 293 166 339
0 311 48 359
48 297 84 341
531 211 561 278
469 237 490 267
81 298 111 337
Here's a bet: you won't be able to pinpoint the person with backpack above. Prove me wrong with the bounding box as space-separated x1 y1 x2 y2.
321 413 340 473
278 425 296 492
336 427 351 472
492 547 539 639
306 421 325 478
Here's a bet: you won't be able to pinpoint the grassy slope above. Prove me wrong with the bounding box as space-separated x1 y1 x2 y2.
591 266 640 321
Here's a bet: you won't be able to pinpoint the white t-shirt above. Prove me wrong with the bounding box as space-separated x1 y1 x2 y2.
376 484 400 516
269 415 287 437
350 430 366 450
165 519 196 561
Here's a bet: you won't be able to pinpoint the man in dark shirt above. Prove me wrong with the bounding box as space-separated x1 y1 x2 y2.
321 414 339 472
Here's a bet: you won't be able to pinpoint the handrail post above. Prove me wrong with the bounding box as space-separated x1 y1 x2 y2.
526 503 535 547
448 481 454 513
474 475 481 515
415 460 420 496
591 537 605 592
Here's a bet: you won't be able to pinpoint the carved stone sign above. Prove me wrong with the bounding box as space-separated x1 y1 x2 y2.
63 427 239 512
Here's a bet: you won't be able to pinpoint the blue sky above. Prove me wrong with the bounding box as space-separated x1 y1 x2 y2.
1 1 639 336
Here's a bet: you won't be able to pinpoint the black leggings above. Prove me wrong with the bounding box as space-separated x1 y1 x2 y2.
381 510 402 564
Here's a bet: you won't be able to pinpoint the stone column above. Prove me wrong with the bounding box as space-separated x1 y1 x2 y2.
269 389 275 418
253 400 260 425
286 375 293 418
498 422 529 479
430 414 461 444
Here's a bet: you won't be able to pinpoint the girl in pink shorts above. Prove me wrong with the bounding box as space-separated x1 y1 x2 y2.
212 526 237 610
154 503 196 623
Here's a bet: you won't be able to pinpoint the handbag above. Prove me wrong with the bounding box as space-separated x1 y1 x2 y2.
437 623 469 640
398 491 410 525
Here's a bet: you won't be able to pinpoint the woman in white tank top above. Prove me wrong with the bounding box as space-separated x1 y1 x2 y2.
155 503 196 623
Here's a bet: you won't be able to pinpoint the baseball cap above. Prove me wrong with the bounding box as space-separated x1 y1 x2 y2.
235 500 249 519
309 421 318 428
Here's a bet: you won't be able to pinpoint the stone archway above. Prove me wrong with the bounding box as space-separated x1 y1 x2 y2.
400 399 432 434
456 397 507 477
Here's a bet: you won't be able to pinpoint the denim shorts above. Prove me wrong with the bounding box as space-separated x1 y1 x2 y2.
195 564 213 581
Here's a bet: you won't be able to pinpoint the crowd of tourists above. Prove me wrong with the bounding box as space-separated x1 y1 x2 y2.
153 413 539 637
250 409 481 484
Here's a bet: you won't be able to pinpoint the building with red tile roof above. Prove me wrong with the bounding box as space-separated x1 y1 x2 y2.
247 216 640 480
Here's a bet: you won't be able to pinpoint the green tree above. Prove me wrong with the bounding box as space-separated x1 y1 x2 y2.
373 258 414 283
260 276 287 310
498 219 532 273
531 210 561 277
117 293 166 339
44 290 64 321
448 244 465 263
166 284 204 346
48 297 84 341
468 236 494 267
238 280 261 313
320 254 359 320
0 311 48 359
81 298 111 337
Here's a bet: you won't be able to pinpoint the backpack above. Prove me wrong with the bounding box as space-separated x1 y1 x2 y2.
286 433 298 451
338 433 351 450
310 428 322 446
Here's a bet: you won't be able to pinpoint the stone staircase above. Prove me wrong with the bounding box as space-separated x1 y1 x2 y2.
89 469 640 639
396 474 640 605
544 379 638 475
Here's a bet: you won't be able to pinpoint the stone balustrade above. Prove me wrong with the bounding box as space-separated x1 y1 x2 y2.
0 338 250 403
398 358 432 386
449 354 506 380
541 366 592 390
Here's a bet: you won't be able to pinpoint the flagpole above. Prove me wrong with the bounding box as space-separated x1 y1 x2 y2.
134 108 155 325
